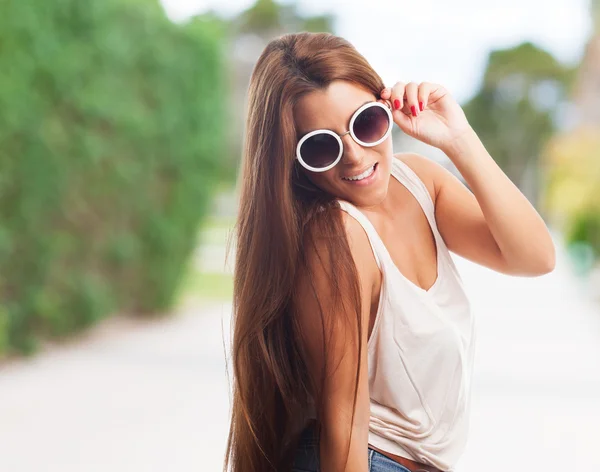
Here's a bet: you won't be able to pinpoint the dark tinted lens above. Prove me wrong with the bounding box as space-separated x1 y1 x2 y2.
353 105 390 143
299 133 340 169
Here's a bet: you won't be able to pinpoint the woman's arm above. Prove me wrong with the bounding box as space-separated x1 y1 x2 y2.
295 211 377 471
397 131 555 276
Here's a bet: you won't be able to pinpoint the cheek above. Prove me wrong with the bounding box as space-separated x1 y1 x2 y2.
376 139 394 166
307 171 338 191
377 136 393 155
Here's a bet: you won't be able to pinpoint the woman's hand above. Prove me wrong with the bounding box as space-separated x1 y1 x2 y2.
379 81 473 155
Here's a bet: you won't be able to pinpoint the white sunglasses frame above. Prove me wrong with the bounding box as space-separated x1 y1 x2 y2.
295 101 393 173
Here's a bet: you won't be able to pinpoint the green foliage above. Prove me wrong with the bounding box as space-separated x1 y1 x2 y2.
177 269 234 303
239 0 281 31
462 41 576 201
567 212 600 258
0 1 228 355
301 15 335 33
234 0 334 34
542 128 600 260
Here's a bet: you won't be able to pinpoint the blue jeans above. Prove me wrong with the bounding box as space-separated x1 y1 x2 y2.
292 422 412 472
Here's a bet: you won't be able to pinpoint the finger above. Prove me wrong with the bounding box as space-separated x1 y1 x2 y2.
392 99 413 131
404 82 420 117
387 82 413 131
378 97 393 111
378 87 393 111
389 81 407 113
417 81 435 111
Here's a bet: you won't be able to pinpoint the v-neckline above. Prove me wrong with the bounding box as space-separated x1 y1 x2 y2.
378 224 442 295
369 160 443 295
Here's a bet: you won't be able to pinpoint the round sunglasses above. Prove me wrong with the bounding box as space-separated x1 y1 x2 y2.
295 101 393 173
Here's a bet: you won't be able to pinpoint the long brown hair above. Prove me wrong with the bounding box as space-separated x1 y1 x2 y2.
224 32 386 472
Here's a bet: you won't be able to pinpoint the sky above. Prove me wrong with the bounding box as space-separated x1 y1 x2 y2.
160 0 592 103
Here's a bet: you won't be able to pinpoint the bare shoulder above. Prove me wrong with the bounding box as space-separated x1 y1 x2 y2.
298 207 376 289
393 152 443 205
338 208 379 284
294 207 377 332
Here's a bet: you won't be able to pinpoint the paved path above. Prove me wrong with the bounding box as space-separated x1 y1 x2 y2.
455 234 600 471
0 299 233 472
0 235 599 471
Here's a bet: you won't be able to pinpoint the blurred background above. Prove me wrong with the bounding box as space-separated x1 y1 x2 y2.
0 0 599 470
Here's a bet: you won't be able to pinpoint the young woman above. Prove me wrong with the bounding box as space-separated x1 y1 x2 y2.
224 32 555 472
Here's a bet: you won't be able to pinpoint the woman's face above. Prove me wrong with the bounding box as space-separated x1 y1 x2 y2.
294 80 393 208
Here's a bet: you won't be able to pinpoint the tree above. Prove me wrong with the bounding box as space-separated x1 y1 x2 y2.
462 42 576 205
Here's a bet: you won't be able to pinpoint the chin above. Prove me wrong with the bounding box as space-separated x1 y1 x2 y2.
308 156 392 205
352 187 388 208
340 177 390 208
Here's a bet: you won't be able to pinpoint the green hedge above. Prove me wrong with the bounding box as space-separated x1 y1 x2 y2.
0 1 228 355
567 212 600 259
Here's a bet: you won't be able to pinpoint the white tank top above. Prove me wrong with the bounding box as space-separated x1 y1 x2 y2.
336 157 477 472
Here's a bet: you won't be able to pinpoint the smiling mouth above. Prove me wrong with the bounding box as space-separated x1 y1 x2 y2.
341 162 378 181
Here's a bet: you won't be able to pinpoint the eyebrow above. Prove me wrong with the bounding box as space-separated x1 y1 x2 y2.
297 99 374 137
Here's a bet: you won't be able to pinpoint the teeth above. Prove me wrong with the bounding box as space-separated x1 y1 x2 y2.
342 164 375 181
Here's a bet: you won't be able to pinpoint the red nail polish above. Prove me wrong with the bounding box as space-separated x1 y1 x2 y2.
411 105 417 117
419 101 424 111
394 99 400 110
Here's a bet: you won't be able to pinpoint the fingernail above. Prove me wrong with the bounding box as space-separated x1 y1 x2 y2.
394 99 400 110
411 105 417 117
419 101 424 111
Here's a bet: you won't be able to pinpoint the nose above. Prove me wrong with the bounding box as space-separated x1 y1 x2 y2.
340 132 363 165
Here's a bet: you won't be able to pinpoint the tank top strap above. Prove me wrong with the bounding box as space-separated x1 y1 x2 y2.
336 199 384 271
391 157 444 244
